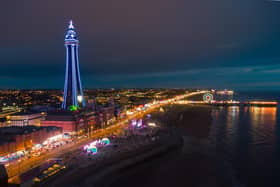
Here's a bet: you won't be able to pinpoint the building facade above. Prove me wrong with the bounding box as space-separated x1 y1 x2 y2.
6 112 45 127
41 111 95 135
0 126 62 156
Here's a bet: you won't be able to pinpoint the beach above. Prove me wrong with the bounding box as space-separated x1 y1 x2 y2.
108 105 236 187
41 104 238 187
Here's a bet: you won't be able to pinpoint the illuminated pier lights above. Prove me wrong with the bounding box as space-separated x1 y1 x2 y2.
62 20 85 110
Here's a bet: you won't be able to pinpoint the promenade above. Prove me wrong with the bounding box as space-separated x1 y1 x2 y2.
7 91 206 185
42 127 182 186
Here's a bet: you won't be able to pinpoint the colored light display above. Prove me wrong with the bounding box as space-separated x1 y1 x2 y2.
69 105 79 111
131 119 137 126
137 119 143 127
88 146 98 154
101 138 110 145
83 137 110 154
203 93 214 103
248 101 278 105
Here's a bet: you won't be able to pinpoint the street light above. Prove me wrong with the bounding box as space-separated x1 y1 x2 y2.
77 95 83 103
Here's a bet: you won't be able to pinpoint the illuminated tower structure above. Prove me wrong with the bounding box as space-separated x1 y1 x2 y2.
62 20 85 110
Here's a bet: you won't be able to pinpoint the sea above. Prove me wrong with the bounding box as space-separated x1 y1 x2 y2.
209 91 280 186
111 91 280 187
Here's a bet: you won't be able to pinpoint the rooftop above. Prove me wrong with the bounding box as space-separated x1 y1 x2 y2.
11 111 41 116
0 125 61 135
45 111 77 121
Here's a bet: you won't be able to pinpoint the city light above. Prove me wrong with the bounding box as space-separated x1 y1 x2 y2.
248 101 278 105
77 95 83 103
83 137 111 153
131 119 137 126
137 119 143 127
101 138 110 145
1 90 209 183
203 93 214 103
148 122 156 127
126 111 134 115
69 105 79 111
88 146 98 154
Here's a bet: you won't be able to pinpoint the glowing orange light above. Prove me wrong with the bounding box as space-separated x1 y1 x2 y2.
249 101 278 105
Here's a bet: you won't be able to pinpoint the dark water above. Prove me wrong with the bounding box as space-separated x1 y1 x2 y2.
209 92 280 187
234 91 280 102
111 92 280 187
211 106 280 186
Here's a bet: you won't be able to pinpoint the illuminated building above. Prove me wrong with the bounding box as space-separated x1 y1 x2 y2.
62 20 85 110
41 111 81 133
41 111 95 134
6 112 45 127
0 126 62 156
95 106 117 128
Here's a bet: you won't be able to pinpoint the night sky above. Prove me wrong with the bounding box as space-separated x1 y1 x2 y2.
1 0 280 90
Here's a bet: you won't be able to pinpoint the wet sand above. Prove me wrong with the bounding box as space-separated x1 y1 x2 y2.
109 105 233 187
151 104 212 138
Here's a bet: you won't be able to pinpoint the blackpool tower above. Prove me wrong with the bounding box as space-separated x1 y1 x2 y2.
62 20 85 110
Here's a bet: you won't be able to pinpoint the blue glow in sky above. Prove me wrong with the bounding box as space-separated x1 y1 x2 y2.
1 0 280 90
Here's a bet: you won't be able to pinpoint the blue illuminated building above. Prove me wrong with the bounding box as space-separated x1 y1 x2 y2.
62 20 85 110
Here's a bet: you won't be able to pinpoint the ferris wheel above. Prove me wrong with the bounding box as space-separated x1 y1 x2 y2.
203 93 214 103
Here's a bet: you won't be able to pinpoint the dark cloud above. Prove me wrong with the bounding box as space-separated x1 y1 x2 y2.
0 0 280 89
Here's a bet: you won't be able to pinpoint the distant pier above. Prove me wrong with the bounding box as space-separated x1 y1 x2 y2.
175 100 278 107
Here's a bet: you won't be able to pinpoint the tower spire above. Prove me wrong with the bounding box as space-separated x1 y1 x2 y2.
69 20 74 29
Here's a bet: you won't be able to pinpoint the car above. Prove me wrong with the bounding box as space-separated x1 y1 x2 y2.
33 177 40 182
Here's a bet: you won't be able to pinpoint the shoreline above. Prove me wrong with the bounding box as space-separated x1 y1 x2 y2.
82 131 183 187
41 128 183 187
108 105 241 187
42 104 240 187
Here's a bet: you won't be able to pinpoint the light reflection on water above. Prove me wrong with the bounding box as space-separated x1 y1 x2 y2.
210 106 279 186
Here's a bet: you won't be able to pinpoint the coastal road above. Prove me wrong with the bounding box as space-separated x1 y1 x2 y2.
7 90 207 184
